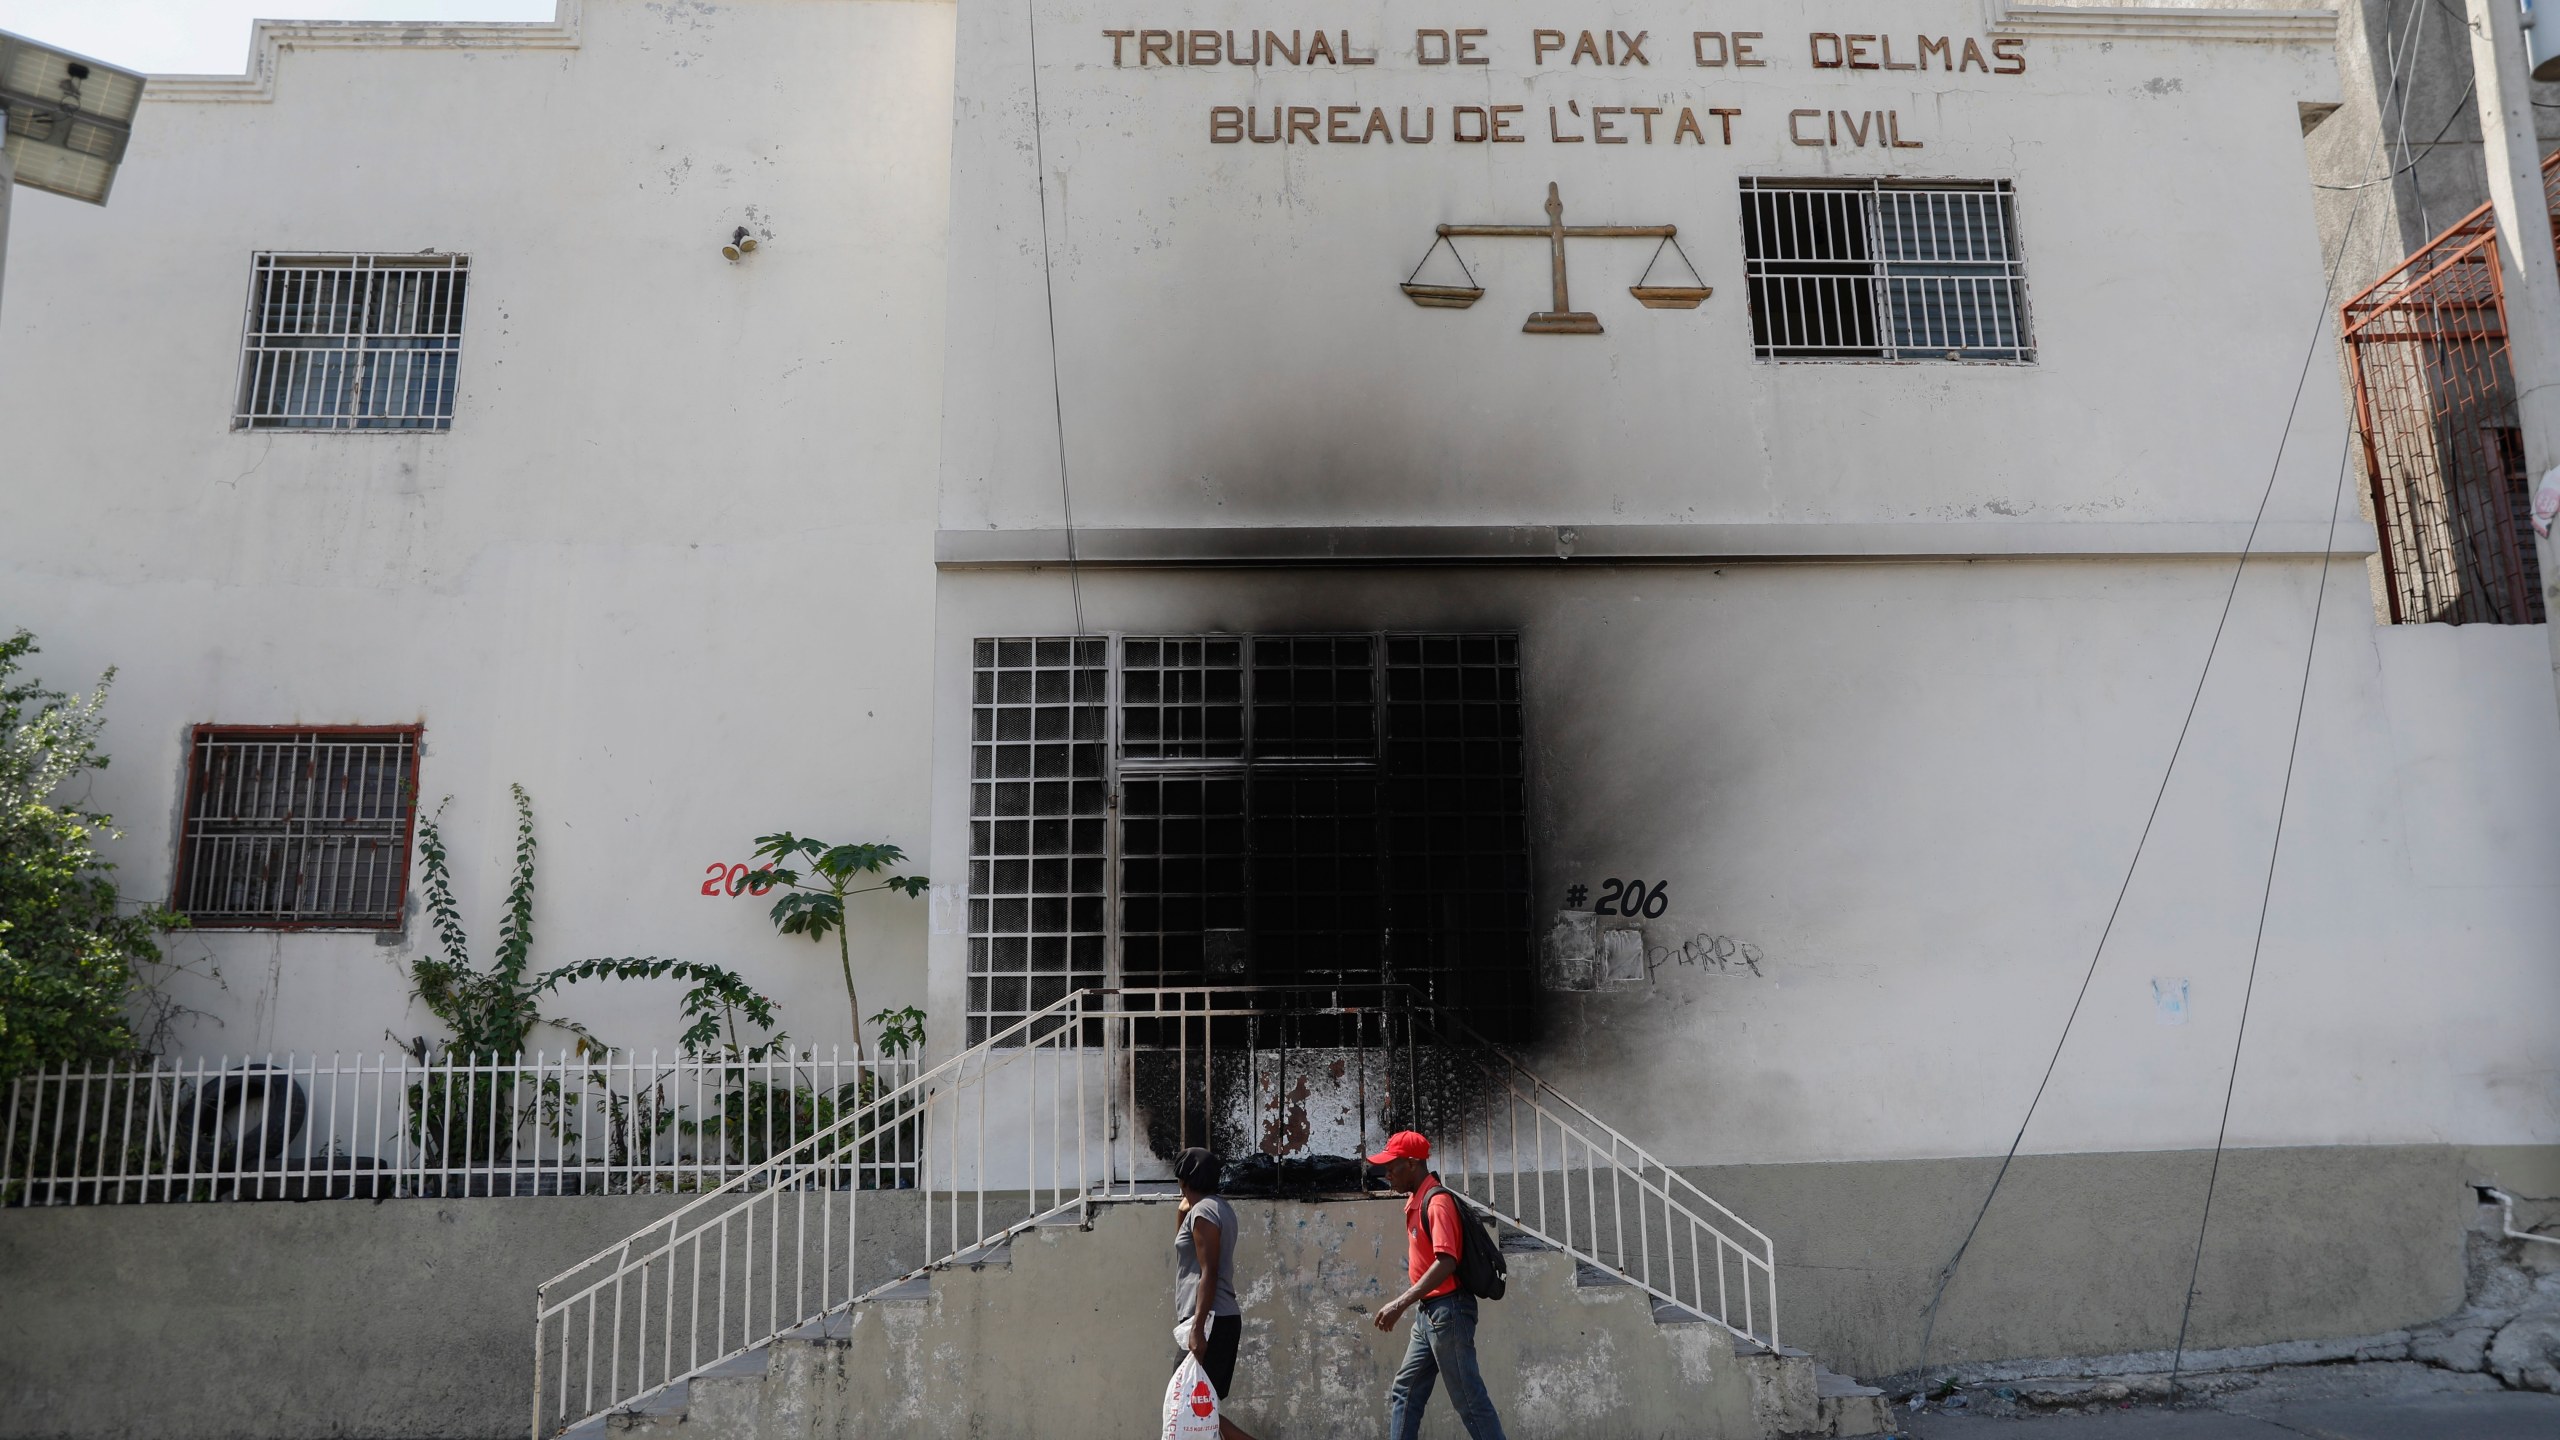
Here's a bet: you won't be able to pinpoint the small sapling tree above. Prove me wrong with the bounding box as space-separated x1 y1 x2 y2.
742 834 928 1065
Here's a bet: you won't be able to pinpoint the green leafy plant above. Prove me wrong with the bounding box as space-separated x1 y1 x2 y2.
0 629 186 1079
744 835 928 1063
403 787 805 1183
540 957 785 1060
868 1005 927 1059
399 788 560 1170
406 784 555 1064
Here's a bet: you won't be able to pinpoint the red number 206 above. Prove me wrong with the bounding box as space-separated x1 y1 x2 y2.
699 862 775 898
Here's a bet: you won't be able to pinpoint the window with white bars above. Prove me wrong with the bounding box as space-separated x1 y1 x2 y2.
969 640 1112 1043
968 634 1535 1047
1740 180 2031 362
233 253 470 430
174 727 421 928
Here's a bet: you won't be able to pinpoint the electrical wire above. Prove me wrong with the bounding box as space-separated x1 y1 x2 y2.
1020 0 1086 635
2165 0 2525 1395
2391 0 2442 233
2313 79 2471 190
1913 133 2389 1378
2165 413 2356 1407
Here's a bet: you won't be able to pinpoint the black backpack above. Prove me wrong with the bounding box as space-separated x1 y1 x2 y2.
1424 1184 1509 1301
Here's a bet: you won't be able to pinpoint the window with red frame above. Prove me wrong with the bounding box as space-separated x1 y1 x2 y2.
174 726 421 928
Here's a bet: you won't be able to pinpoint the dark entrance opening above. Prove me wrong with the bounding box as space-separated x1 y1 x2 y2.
968 633 1536 1054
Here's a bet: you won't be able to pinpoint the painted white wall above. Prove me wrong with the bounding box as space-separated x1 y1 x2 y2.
924 561 2560 1164
2 0 2553 1170
940 0 2350 535
0 0 959 1060
926 0 2560 1164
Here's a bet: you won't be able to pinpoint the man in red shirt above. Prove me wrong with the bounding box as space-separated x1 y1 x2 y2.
1367 1131 1508 1440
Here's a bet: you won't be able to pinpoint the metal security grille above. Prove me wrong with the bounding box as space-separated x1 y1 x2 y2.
967 633 1535 1046
174 727 421 927
2340 152 2555 625
1120 637 1243 759
1741 179 2031 362
233 253 469 430
967 639 1110 1045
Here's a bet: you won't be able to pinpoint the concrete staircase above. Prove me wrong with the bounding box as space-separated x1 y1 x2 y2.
574 1196 1890 1440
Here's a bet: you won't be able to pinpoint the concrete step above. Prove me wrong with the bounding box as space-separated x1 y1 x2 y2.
1817 1366 1881 1398
1815 1364 1893 1438
569 1195 1886 1440
863 1272 934 1302
624 1380 690 1416
697 1350 773 1382
1572 1259 1634 1288
782 1311 857 1340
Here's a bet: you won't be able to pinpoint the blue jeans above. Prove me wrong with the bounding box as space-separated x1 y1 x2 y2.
1386 1292 1507 1440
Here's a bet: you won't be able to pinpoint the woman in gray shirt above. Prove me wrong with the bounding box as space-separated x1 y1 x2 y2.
1172 1147 1259 1440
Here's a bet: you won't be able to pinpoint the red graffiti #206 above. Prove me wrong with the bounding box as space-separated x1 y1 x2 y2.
699 862 776 898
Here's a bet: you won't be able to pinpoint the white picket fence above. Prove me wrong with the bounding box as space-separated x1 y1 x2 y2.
2 1051 919 1205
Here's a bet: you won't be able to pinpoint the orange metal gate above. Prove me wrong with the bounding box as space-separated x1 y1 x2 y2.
2340 155 2556 625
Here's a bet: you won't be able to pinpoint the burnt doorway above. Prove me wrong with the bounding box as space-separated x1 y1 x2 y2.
966 633 1535 1050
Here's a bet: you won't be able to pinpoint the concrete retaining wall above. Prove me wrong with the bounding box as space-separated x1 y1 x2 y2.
2 1144 2550 1439
0 1194 925 1440
1708 1143 2560 1377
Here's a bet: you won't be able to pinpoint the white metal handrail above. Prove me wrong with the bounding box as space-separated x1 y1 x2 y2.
1406 1011 1779 1348
532 986 1780 1438
2 1051 914 1206
532 989 1105 1440
1416 1009 1778 1308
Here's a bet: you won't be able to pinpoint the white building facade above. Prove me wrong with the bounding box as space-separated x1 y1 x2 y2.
2 0 2555 1375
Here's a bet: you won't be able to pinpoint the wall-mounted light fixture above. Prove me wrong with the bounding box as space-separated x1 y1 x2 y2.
1 28 146 322
1 29 144 205
721 225 760 262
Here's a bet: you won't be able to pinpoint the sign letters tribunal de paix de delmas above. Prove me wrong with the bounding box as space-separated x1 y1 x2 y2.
1094 25 2030 149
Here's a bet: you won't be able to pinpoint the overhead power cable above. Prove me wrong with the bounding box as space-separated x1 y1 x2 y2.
1021 0 1086 635
1915 114 2390 1373
2166 400 2356 1404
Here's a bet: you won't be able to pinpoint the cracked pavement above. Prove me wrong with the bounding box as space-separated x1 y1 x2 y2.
1903 1362 2560 1438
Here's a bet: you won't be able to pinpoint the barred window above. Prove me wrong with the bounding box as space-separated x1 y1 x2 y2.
968 634 1534 1046
174 727 421 928
969 640 1111 1042
233 253 469 430
1740 179 2031 362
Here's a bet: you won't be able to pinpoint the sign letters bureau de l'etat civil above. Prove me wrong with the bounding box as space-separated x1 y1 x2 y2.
1087 20 2032 333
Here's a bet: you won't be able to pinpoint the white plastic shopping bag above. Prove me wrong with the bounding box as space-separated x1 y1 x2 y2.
1161 1352 1221 1440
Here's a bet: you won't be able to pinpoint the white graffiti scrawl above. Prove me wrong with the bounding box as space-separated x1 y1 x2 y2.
1649 934 1763 978
1540 909 1767 991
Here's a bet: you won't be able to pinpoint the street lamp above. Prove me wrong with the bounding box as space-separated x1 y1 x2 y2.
0 29 146 319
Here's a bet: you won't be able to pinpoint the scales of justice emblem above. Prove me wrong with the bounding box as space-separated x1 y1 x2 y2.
1401 182 1711 334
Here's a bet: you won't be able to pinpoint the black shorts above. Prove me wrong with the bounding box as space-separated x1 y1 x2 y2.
1196 1313 1242 1398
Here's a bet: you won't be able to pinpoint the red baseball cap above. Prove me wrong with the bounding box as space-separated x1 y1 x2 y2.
1365 1131 1431 1165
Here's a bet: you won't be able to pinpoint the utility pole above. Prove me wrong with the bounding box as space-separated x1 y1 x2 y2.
0 136 13 324
2468 0 2560 711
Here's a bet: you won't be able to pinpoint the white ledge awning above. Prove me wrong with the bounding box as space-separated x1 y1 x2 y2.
935 522 2377 568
